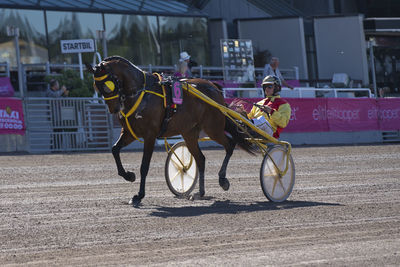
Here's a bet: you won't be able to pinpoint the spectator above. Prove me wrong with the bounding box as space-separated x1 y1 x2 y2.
174 51 196 77
174 60 190 78
46 79 69 97
263 57 294 90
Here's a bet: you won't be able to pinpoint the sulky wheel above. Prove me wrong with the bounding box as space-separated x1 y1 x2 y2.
260 145 295 202
165 141 198 197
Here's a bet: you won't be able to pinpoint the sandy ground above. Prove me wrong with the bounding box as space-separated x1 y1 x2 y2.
0 144 399 266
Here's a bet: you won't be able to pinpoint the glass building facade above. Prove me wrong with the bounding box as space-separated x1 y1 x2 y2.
0 6 209 67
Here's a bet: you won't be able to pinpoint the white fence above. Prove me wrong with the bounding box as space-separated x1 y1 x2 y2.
223 87 372 98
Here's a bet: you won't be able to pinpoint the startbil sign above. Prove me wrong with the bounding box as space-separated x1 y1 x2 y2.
60 39 95 54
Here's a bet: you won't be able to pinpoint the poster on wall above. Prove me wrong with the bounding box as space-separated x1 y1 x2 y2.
0 77 14 97
0 97 25 135
220 39 255 83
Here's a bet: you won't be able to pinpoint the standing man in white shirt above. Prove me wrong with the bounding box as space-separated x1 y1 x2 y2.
263 57 294 90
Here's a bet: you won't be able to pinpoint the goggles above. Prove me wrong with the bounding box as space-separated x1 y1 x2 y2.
263 84 274 90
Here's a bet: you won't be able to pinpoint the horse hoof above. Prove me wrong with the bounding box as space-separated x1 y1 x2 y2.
219 178 230 191
124 171 136 182
130 195 142 207
188 192 204 201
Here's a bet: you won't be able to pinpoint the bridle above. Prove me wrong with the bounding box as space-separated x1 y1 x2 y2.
93 69 122 101
93 63 167 142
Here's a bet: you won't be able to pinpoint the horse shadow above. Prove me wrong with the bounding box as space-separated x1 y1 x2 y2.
148 199 342 218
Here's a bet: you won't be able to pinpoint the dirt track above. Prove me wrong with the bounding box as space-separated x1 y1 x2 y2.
1 144 400 266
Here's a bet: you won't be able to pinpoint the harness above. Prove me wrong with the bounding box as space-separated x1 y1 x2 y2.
93 73 120 101
95 70 167 142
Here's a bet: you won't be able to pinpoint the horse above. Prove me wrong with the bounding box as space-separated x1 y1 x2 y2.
85 56 253 205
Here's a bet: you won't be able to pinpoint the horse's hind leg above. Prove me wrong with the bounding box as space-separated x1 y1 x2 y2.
112 131 136 182
182 130 206 197
206 130 236 191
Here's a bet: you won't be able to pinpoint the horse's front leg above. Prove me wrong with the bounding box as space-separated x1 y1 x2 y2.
112 131 136 182
131 137 156 206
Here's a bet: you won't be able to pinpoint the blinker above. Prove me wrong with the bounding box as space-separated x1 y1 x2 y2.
104 81 115 91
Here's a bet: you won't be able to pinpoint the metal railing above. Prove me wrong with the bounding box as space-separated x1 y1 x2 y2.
19 62 300 96
141 64 299 81
223 87 372 98
24 97 112 152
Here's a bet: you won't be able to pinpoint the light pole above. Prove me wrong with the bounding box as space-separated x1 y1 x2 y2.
7 26 24 98
368 38 378 98
96 30 107 59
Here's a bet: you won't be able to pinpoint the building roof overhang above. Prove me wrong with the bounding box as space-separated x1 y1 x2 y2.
0 0 208 17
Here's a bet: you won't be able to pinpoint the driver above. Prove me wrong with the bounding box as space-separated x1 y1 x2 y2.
242 75 291 139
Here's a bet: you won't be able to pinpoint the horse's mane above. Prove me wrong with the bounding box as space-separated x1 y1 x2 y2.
103 56 144 73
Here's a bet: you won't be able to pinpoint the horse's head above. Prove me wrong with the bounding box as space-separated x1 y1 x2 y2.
85 61 122 113
85 57 146 114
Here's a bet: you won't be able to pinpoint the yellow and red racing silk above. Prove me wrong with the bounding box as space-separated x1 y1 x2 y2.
247 95 291 138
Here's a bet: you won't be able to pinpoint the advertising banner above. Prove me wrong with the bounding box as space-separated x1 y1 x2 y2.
326 98 379 132
225 97 400 133
0 97 25 135
285 98 329 132
377 98 400 131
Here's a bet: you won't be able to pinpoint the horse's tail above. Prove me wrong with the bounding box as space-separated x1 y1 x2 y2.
224 117 257 155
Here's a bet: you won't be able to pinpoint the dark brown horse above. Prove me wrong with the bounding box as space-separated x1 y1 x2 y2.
85 56 253 205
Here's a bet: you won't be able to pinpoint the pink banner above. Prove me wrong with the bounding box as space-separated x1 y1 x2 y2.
377 98 400 131
0 97 25 135
0 77 15 97
326 98 379 132
225 97 400 133
285 98 329 132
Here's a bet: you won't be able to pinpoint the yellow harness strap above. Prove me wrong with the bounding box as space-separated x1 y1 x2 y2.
153 72 167 108
103 94 119 101
94 74 108 81
145 90 164 99
119 90 146 143
118 72 167 142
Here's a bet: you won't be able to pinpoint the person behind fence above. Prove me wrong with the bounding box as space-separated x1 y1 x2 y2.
46 79 69 97
237 75 291 139
263 57 294 90
174 51 195 78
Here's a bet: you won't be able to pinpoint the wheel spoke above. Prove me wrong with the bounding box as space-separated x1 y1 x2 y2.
181 147 185 165
185 155 194 169
170 170 182 183
185 173 195 182
278 177 286 193
271 175 278 196
172 150 185 169
180 171 184 192
170 158 183 171
264 162 276 176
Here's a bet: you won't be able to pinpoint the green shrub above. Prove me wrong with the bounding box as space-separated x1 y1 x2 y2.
45 69 94 97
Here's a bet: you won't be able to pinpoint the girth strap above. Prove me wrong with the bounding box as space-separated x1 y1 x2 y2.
119 83 166 142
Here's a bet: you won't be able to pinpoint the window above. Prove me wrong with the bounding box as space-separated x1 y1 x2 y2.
159 16 209 66
0 9 47 66
105 14 160 65
46 11 103 64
